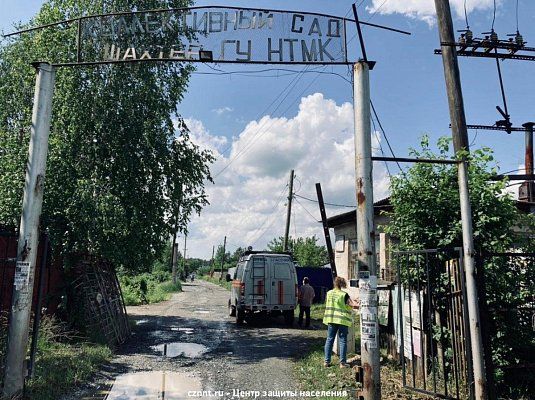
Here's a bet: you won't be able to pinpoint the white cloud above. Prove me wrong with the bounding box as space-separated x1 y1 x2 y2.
212 106 234 115
184 93 391 259
366 0 497 26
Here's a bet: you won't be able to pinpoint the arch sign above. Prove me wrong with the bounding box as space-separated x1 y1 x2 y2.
78 7 348 65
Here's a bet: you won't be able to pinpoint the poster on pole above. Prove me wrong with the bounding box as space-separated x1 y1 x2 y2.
78 7 348 64
359 273 378 348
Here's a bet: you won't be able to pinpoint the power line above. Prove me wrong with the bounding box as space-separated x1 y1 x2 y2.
370 99 403 173
294 197 320 223
294 193 356 208
371 112 392 177
213 66 313 178
192 67 352 83
491 0 497 31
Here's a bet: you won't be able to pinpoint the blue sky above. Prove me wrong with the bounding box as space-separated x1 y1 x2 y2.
2 0 534 258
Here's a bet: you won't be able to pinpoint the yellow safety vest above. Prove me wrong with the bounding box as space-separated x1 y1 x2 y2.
323 289 353 327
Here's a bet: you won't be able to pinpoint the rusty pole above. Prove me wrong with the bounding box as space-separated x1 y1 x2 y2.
354 61 381 400
523 122 534 202
3 63 55 397
434 1 488 398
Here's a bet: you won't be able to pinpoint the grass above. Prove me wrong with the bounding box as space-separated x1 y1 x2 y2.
200 274 232 291
0 315 112 400
119 272 182 306
295 340 359 399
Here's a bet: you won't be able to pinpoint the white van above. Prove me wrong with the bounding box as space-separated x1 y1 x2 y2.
226 251 298 326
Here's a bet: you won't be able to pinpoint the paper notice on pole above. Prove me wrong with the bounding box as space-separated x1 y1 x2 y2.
378 290 389 326
359 275 378 348
14 261 31 291
361 321 378 349
403 319 413 360
412 329 422 358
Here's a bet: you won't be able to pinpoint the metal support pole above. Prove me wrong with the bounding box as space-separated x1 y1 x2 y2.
3 62 55 398
283 170 294 252
219 236 226 281
315 183 337 277
434 1 488 398
354 61 381 400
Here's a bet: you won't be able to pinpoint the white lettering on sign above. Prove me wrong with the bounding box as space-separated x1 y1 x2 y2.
79 8 347 64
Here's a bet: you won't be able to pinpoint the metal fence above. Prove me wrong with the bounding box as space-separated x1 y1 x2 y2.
392 249 472 400
476 252 535 400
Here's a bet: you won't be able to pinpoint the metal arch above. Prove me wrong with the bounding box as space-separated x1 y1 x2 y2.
3 5 411 38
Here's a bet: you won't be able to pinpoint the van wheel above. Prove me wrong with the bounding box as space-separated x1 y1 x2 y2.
236 308 245 325
284 310 294 326
228 300 236 317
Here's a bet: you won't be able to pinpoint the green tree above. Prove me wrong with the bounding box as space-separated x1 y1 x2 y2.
267 235 328 267
0 0 213 273
385 136 535 394
384 135 521 253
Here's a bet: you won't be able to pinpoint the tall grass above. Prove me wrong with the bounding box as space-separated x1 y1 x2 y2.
118 271 182 306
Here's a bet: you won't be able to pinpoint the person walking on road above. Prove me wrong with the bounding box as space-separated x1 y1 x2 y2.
323 277 359 368
298 277 315 328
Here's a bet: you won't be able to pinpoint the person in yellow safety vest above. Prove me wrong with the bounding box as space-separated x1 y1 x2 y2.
323 276 359 368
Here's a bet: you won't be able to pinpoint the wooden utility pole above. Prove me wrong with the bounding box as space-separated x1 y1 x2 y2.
219 236 227 281
172 241 178 284
354 60 381 400
3 63 55 398
209 245 215 277
434 1 487 398
182 234 187 280
315 183 337 277
283 170 294 252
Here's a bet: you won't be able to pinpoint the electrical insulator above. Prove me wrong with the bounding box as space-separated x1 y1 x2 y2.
515 32 524 47
466 29 473 43
490 30 498 42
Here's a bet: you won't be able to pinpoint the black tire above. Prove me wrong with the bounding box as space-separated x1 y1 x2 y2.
283 310 294 326
228 300 236 317
236 308 245 325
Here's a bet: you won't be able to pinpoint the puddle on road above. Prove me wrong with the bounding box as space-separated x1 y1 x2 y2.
152 342 209 358
104 371 202 399
171 327 195 334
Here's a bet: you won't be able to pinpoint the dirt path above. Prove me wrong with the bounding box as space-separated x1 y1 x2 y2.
64 280 324 400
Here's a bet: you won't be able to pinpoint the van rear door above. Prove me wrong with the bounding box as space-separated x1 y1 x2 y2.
268 256 295 305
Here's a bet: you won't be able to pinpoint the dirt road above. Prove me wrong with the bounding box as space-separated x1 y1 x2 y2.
66 280 325 400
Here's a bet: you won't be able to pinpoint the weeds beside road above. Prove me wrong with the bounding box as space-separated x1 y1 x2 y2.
200 274 232 291
119 272 182 305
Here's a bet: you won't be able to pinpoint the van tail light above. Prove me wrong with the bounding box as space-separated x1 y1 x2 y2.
240 282 245 296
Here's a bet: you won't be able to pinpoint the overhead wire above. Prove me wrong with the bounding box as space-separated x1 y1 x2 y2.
294 193 356 208
294 197 320 223
213 65 313 161
247 184 288 244
370 100 403 173
491 0 497 31
464 0 470 28
213 67 325 179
